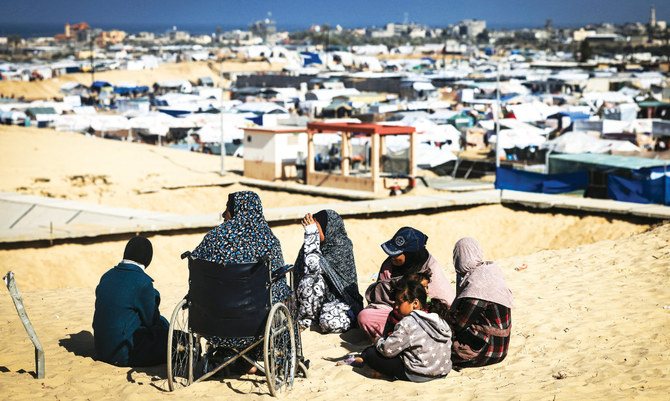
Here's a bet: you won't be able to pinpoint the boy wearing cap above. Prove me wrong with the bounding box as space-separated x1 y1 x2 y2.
93 236 169 366
358 227 455 340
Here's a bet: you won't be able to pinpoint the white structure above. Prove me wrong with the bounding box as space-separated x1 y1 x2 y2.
242 126 308 181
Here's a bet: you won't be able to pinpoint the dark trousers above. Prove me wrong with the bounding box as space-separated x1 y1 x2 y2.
361 346 409 381
128 316 169 366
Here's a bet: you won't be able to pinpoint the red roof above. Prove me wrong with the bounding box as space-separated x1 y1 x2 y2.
71 22 91 31
307 122 415 136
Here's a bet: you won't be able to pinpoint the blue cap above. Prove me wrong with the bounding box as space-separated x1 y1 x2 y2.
381 227 428 256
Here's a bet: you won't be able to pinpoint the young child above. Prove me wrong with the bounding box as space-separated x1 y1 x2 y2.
362 278 452 382
381 271 432 337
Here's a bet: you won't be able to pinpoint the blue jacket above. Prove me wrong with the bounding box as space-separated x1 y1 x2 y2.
93 262 168 366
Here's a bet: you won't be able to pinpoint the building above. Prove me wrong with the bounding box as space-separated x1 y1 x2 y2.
249 18 277 45
458 20 486 38
97 30 126 46
54 22 91 42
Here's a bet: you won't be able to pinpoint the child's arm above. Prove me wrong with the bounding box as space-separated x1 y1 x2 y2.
375 319 412 358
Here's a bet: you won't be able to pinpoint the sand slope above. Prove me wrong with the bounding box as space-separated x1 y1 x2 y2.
1 125 669 400
1 223 668 400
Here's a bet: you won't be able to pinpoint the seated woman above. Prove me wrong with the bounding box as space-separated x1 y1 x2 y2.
357 227 455 340
294 210 363 333
448 237 514 368
191 191 289 370
93 236 169 367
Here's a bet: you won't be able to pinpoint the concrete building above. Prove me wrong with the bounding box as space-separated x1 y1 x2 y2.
458 20 486 38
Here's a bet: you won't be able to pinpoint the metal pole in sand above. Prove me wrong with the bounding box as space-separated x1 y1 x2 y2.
495 58 501 169
3 271 45 379
220 60 226 176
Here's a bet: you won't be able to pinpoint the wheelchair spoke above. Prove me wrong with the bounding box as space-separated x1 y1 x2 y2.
167 298 201 391
264 303 296 396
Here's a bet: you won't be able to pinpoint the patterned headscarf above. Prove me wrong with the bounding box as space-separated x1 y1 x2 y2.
192 191 284 272
294 209 363 315
452 237 514 309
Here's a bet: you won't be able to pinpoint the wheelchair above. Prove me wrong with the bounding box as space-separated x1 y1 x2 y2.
166 251 308 396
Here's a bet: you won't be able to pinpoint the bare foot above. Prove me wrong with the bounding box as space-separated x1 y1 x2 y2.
247 365 258 374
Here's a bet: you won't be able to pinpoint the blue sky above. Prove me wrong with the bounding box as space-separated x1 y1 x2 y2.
1 0 667 30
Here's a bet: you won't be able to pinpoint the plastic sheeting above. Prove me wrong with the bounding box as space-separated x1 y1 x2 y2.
607 174 670 205
495 167 589 194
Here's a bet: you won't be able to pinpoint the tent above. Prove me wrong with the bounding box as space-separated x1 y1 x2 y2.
541 131 641 154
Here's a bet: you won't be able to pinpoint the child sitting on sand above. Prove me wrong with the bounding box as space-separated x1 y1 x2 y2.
361 278 452 382
381 271 432 337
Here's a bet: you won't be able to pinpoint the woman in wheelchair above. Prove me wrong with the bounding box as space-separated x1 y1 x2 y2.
293 209 363 333
191 191 290 372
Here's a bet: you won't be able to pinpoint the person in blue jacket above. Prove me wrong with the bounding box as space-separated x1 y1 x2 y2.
93 236 169 366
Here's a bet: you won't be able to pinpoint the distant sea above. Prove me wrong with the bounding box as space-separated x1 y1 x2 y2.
0 23 310 38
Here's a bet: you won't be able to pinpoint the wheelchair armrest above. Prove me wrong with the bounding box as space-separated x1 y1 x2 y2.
180 251 192 260
271 264 294 283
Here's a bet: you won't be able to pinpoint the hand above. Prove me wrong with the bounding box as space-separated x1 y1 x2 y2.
301 213 315 227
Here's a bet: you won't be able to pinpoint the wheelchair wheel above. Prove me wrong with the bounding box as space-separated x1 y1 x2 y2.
263 303 296 397
167 298 196 391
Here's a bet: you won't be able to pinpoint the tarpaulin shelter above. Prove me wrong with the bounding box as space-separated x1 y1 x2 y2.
496 153 670 205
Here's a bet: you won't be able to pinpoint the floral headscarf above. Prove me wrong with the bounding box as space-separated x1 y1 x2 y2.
192 191 284 272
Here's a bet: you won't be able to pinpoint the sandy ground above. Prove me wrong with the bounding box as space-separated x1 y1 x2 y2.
0 60 284 100
1 125 669 400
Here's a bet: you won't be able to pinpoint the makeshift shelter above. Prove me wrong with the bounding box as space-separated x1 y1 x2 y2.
321 101 353 118
306 122 417 193
25 107 57 127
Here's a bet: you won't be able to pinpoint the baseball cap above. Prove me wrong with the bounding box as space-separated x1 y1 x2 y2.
381 227 428 256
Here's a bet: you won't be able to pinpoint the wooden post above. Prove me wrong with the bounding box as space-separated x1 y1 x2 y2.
371 133 380 193
306 131 315 185
409 131 417 178
3 271 45 379
341 131 350 176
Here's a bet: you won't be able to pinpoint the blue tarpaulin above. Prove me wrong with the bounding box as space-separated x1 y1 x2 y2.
300 52 322 67
495 167 589 194
114 85 149 95
607 174 670 205
91 80 112 89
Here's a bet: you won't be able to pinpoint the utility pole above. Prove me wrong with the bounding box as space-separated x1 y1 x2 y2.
495 58 501 169
220 60 226 175
90 35 94 84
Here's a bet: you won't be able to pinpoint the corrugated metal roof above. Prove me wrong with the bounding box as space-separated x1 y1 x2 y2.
549 153 668 170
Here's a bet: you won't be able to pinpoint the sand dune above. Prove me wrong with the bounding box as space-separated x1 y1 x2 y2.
1 125 669 400
0 60 284 100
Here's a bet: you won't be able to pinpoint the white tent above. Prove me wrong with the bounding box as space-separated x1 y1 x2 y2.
233 102 289 115
128 112 184 137
90 115 130 132
541 131 641 154
490 129 547 149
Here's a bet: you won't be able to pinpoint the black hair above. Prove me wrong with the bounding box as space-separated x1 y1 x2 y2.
426 299 451 322
392 276 450 322
392 278 428 309
405 270 432 284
